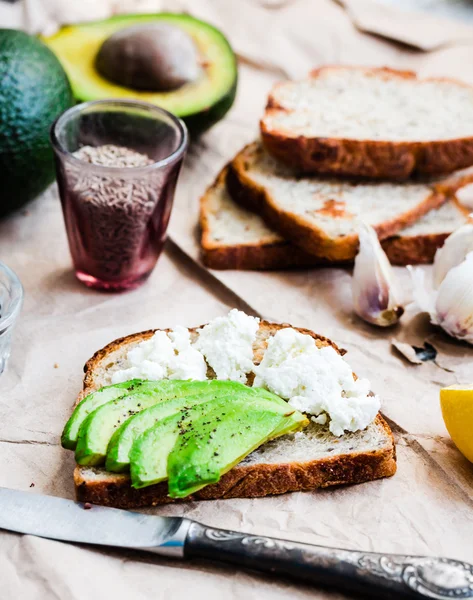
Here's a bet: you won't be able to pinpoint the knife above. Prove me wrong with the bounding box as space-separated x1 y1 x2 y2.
0 487 471 599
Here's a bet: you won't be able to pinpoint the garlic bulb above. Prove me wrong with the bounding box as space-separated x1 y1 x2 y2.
433 216 473 288
410 252 473 345
352 222 404 327
455 184 473 209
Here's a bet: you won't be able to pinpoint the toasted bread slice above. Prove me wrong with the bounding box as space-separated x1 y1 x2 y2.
381 199 469 265
227 142 449 261
73 321 396 508
200 166 469 269
261 66 473 179
200 167 320 270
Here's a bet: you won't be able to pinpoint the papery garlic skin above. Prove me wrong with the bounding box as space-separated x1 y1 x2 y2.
435 252 473 344
433 217 473 289
352 222 404 327
408 266 437 317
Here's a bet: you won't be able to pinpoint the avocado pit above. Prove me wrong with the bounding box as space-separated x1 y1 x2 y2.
95 23 201 92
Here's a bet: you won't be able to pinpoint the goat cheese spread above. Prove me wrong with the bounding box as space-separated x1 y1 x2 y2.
253 328 380 436
194 309 260 383
109 310 379 436
111 326 207 383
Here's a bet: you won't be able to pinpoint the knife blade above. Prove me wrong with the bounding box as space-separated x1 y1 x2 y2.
0 487 189 556
0 487 472 600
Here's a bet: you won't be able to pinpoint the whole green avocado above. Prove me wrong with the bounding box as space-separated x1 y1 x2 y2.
0 29 73 217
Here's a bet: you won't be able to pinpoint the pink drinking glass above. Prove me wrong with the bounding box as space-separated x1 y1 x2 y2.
51 100 188 292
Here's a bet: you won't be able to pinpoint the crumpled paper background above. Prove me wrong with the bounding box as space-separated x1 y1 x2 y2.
0 0 473 598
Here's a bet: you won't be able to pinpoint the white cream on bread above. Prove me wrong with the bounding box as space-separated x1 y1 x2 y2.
253 328 379 436
110 309 380 436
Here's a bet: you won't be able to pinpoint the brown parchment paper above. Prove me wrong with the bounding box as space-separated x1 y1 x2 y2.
337 0 473 51
1 1 473 598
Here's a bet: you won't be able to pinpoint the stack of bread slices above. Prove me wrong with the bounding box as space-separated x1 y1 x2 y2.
200 66 473 270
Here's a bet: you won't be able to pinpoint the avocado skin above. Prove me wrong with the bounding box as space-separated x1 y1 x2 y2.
182 75 237 137
0 30 73 217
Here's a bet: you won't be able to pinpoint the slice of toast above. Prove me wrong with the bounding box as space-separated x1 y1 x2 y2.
261 66 473 179
227 142 449 261
381 199 469 265
73 321 396 508
200 166 469 269
200 167 320 270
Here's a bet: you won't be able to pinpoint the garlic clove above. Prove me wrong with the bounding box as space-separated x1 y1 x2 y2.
409 253 473 345
435 252 473 345
455 184 473 209
433 215 473 289
352 221 404 327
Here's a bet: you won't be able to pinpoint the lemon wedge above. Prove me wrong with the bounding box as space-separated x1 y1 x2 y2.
440 385 473 463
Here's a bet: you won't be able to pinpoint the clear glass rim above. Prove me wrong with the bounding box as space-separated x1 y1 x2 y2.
0 262 24 331
50 99 189 175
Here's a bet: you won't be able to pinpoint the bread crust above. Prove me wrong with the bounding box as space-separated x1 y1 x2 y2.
202 229 449 269
382 233 448 266
383 196 471 265
201 241 317 270
261 67 473 180
199 167 318 270
200 167 321 270
228 143 448 261
201 164 469 269
74 415 396 509
82 330 156 395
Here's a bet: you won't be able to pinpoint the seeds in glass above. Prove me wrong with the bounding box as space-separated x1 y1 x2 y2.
51 100 188 291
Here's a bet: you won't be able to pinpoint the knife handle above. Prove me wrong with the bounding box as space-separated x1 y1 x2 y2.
184 522 473 599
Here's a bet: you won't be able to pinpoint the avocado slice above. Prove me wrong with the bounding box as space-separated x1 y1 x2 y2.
62 379 149 450
41 14 238 135
63 379 235 451
106 381 266 473
167 403 306 498
74 380 246 466
129 394 306 489
62 379 200 450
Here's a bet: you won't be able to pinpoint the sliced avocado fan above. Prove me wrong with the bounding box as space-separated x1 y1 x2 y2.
41 14 238 135
74 380 244 466
106 381 268 473
63 379 212 451
129 394 307 490
167 402 305 499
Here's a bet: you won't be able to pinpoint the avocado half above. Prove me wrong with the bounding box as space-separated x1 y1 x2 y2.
41 13 238 136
